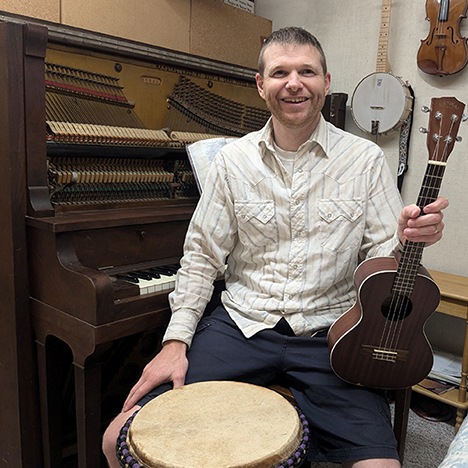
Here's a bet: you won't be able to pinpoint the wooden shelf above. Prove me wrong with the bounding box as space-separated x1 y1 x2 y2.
417 270 468 431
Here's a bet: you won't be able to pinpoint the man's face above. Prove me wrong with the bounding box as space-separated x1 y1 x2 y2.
256 43 331 133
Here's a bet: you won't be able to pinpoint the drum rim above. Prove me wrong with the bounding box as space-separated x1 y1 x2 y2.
116 405 310 468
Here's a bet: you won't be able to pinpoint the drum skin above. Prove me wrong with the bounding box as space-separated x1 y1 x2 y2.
117 381 310 468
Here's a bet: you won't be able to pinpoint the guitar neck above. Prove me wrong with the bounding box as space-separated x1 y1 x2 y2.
376 0 392 73
393 162 446 296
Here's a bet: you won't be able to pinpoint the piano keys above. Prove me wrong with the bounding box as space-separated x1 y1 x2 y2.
110 263 180 299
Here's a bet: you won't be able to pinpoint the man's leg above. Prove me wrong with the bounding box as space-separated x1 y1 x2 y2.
282 331 400 466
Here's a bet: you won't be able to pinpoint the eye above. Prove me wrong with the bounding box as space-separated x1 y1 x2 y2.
301 68 315 76
272 70 287 78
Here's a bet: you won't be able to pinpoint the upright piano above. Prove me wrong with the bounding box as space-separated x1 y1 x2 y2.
0 13 270 468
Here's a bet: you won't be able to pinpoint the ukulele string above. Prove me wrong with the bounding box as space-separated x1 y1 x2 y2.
378 112 452 356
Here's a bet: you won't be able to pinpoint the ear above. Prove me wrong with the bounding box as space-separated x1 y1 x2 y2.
324 71 331 96
256 73 266 100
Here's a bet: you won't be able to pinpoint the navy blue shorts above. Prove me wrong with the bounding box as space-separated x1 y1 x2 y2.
137 306 399 463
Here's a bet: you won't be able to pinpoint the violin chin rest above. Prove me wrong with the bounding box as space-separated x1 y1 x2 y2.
418 58 449 76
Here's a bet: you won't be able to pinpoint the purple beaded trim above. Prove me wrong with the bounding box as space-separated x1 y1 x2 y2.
116 406 310 468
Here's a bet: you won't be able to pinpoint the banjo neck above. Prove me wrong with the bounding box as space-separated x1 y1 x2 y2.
376 0 392 73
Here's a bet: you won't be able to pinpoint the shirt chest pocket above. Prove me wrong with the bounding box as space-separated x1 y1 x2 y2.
235 200 279 247
318 199 363 252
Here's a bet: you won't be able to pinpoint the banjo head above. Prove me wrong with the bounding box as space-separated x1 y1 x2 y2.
351 72 412 135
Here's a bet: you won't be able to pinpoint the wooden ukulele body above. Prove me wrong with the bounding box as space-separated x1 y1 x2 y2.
328 256 440 389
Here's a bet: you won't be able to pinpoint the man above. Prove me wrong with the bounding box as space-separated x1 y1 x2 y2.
103 27 447 467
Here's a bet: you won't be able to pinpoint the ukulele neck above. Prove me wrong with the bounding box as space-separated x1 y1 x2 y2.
393 161 446 297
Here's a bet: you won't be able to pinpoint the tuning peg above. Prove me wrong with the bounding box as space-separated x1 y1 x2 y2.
432 133 441 142
435 111 443 120
463 114 468 122
456 136 463 142
419 127 428 134
421 106 430 113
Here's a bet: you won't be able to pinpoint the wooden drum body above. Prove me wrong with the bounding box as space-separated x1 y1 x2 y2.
116 381 310 468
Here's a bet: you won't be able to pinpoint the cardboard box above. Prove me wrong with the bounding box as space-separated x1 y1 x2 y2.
191 0 271 69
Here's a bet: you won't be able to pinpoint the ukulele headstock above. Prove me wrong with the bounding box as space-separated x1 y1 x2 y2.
420 97 466 164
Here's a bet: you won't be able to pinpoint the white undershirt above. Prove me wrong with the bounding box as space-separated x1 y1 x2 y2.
273 141 297 176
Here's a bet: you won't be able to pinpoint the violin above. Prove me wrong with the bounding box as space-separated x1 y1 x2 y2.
417 0 468 76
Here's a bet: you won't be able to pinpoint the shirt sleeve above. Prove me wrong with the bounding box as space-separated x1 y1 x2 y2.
360 148 405 261
163 152 235 348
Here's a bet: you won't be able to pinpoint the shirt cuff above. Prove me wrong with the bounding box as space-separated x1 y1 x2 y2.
162 308 201 349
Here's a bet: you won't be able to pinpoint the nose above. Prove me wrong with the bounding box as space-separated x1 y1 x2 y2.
285 71 303 92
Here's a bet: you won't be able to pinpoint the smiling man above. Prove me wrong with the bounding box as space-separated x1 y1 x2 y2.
102 27 448 468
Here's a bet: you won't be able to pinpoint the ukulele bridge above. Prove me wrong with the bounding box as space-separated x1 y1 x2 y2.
361 345 409 363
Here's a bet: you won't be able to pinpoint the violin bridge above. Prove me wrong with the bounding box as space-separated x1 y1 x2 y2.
361 345 409 362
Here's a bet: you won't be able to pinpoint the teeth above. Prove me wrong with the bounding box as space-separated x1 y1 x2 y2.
283 98 307 103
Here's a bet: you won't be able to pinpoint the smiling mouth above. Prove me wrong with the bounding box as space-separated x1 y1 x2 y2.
282 97 309 103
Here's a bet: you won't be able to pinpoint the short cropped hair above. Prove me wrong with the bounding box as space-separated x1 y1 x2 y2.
257 27 328 77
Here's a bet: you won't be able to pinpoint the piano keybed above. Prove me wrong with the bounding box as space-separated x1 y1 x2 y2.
107 263 180 300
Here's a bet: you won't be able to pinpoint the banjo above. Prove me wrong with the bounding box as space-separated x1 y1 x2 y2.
351 0 413 136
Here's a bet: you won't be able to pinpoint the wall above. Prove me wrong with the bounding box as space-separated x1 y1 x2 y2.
0 0 272 69
255 0 468 353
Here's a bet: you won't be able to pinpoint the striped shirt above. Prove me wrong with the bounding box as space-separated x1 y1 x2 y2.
165 116 404 347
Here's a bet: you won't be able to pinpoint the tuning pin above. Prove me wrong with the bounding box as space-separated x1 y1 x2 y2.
419 127 428 134
435 111 443 120
421 106 430 113
451 114 459 122
432 133 441 142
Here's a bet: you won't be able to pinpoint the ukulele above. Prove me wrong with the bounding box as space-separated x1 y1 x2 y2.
351 0 413 136
417 0 468 76
328 97 465 390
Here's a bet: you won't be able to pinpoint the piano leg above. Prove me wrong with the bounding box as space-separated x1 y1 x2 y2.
74 344 113 468
36 337 65 468
36 330 112 468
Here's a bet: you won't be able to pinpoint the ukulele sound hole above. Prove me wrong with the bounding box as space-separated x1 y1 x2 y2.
381 294 413 321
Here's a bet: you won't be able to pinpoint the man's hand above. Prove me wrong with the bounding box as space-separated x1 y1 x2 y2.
397 197 449 247
122 339 188 412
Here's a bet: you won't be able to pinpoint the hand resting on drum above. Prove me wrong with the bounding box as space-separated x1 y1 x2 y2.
123 340 188 412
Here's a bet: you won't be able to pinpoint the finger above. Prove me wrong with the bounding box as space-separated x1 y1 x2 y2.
123 381 154 412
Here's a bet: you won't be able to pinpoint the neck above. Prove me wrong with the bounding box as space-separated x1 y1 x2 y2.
271 117 319 151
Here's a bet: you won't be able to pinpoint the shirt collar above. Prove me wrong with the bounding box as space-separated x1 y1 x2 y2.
258 115 330 158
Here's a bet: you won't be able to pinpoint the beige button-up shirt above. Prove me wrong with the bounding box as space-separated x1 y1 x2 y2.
165 117 404 347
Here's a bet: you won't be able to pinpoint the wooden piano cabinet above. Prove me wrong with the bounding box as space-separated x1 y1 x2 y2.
31 296 172 468
413 270 468 433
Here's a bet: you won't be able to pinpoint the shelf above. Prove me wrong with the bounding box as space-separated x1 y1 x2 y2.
413 384 468 410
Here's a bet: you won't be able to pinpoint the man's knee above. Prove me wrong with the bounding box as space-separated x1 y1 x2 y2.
102 408 140 466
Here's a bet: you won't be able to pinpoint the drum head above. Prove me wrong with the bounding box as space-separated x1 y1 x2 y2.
117 381 309 468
